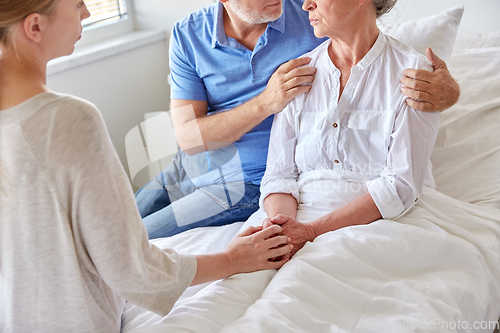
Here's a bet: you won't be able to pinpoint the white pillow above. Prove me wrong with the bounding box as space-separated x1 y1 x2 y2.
431 47 500 209
378 6 464 61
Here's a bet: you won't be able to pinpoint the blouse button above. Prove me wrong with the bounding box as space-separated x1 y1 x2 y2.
333 123 338 128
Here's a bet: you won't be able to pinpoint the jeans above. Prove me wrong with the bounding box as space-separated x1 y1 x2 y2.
135 151 260 239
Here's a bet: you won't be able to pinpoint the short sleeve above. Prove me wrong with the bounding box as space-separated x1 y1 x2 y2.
169 24 208 101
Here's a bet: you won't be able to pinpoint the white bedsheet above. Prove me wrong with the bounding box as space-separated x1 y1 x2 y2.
123 187 500 332
122 47 500 333
121 222 244 331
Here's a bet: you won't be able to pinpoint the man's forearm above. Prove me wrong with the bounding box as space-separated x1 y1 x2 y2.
198 95 273 147
173 57 317 155
174 95 273 155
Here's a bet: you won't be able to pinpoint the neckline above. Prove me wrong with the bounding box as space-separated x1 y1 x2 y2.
0 91 60 125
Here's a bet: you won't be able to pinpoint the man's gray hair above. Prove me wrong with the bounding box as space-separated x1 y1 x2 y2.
373 0 397 18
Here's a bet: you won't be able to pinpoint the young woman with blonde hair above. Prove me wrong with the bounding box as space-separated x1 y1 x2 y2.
0 1 291 332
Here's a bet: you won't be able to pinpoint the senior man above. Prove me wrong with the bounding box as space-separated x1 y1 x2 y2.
135 0 460 239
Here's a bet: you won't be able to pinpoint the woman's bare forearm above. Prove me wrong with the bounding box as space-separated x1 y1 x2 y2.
309 192 382 239
263 193 298 219
191 253 233 286
191 225 292 286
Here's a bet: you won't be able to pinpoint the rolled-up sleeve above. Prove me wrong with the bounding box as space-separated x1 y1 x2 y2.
367 105 440 219
260 100 300 207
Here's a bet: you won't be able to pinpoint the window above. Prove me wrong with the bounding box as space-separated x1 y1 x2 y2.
76 0 133 47
83 0 128 27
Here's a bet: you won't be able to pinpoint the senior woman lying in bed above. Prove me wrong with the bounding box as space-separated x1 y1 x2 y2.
261 0 440 255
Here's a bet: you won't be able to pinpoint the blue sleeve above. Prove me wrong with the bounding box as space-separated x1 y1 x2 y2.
169 24 208 101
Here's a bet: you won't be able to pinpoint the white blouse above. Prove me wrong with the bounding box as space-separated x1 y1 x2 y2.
260 32 440 219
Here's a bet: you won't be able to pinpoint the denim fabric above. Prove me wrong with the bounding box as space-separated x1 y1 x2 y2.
135 151 260 239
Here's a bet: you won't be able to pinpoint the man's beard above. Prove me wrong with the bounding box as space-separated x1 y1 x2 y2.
228 0 283 25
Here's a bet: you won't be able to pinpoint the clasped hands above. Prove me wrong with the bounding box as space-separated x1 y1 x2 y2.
262 214 317 261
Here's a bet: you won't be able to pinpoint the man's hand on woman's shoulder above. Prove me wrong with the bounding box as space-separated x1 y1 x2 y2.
400 47 460 112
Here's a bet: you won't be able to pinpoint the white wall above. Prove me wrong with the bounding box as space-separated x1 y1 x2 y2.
384 0 500 34
46 1 213 190
47 40 170 190
133 0 500 35
46 0 499 189
134 0 213 32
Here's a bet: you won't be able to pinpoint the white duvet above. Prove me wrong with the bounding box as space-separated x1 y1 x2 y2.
122 48 500 333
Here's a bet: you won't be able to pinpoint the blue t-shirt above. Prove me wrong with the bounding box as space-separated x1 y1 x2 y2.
169 0 325 185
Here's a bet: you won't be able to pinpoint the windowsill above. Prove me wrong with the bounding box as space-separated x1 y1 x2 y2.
47 30 167 76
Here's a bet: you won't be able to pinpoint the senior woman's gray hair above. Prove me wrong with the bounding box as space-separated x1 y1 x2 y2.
373 0 397 18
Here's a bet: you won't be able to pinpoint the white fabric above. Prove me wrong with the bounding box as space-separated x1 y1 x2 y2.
378 6 464 61
260 32 440 219
0 92 197 333
431 47 500 209
121 222 244 331
125 186 500 333
453 31 500 53
122 42 500 333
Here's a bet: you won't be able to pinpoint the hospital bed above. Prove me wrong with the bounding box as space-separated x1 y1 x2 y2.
121 5 500 333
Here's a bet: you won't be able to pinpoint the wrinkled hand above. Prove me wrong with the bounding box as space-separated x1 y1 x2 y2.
257 57 317 116
263 214 316 258
400 47 460 112
224 225 292 273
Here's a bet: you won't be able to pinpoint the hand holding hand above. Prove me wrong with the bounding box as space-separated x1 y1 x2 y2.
257 57 317 116
266 214 316 258
224 225 292 273
400 47 460 112
262 217 274 229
